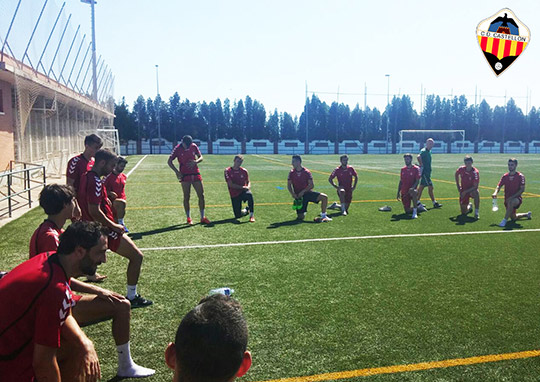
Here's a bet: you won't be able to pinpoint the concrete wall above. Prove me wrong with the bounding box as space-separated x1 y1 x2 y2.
0 80 14 170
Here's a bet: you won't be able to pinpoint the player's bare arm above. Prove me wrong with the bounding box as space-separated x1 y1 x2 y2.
187 154 203 169
352 174 358 190
227 179 244 190
298 179 314 197
88 203 124 233
396 180 402 200
492 185 501 198
287 180 297 199
167 157 182 180
455 171 461 192
33 344 61 382
461 181 479 197
328 175 338 189
509 184 525 200
61 315 101 381
417 154 423 168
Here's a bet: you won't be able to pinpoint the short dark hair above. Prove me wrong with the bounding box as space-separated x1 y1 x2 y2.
84 134 103 147
182 135 193 146
403 153 413 159
175 294 248 382
508 158 518 165
340 154 348 161
292 155 302 163
234 155 244 161
117 156 128 166
94 148 117 164
39 184 75 215
464 155 473 163
56 221 107 256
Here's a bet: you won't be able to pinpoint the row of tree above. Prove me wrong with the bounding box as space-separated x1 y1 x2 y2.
114 93 540 147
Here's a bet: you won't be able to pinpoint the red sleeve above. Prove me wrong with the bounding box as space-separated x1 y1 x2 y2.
520 173 526 186
103 174 113 190
33 282 67 348
87 175 103 205
194 145 201 157
306 170 313 181
244 169 249 183
498 175 506 187
287 170 292 181
66 157 79 180
416 167 421 179
329 168 337 179
351 167 358 177
455 168 460 177
474 169 480 182
169 145 180 160
224 168 231 182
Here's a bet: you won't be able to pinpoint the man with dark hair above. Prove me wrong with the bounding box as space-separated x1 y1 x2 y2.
492 158 531 227
168 135 211 225
104 156 130 232
225 155 255 222
397 153 421 218
79 149 152 308
29 184 155 379
455 155 480 219
0 221 106 381
416 138 442 209
165 294 252 382
328 154 358 215
287 155 331 222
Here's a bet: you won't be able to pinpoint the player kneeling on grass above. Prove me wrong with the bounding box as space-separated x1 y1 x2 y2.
454 155 480 219
104 156 130 232
79 149 153 308
397 153 421 219
492 158 531 227
328 154 358 216
29 185 155 379
165 294 252 382
287 155 331 222
225 155 255 222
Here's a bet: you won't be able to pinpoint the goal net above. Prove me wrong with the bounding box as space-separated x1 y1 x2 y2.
398 130 465 154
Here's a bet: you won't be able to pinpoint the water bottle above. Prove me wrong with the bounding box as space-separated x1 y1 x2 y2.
209 287 234 296
492 197 498 212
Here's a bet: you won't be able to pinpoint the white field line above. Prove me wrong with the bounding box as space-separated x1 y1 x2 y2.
140 228 540 251
126 155 148 178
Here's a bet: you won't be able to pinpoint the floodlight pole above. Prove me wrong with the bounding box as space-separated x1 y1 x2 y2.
385 74 390 154
156 64 162 154
81 0 98 101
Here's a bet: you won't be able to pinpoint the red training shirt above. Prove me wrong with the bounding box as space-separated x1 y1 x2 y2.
66 154 94 194
104 172 127 200
78 170 115 222
169 143 202 175
0 253 75 382
29 220 63 259
288 167 313 194
329 165 358 189
400 165 421 193
224 167 249 198
498 172 525 201
456 166 480 191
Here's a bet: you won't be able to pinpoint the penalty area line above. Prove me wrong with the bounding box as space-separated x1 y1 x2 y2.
140 228 540 251
126 155 148 178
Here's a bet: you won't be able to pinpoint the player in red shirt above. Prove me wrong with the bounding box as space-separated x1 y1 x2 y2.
168 135 210 225
287 155 331 222
454 155 480 219
29 184 155 379
0 221 106 382
492 158 531 227
105 156 129 232
79 149 152 308
396 153 421 218
225 155 255 222
328 155 358 216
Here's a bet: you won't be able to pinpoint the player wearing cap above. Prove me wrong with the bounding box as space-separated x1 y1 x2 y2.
328 155 358 216
492 158 531 227
454 155 480 219
287 155 331 222
225 155 255 222
397 153 421 218
168 135 210 225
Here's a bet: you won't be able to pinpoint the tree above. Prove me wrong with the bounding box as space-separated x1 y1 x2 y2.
114 97 136 141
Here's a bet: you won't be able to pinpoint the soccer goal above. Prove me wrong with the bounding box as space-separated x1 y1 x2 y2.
79 127 121 155
398 130 465 154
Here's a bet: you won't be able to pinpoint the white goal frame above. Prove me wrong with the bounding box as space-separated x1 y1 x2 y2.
398 130 465 153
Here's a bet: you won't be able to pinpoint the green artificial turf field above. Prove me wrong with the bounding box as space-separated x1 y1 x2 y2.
1 153 540 381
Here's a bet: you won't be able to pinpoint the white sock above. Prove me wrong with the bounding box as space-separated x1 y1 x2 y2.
500 218 507 224
186 210 191 218
127 285 137 300
117 341 155 377
433 200 438 206
321 212 327 218
413 208 417 214
118 218 124 225
200 209 205 218
117 342 134 370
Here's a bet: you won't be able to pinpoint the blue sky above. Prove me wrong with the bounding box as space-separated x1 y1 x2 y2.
29 0 540 115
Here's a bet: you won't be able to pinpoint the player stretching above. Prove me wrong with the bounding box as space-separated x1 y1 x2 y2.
328 154 358 215
104 157 130 232
454 155 480 219
492 158 531 227
288 155 331 222
417 138 442 209
79 149 153 308
29 184 155 378
397 153 421 218
168 135 211 225
225 155 255 222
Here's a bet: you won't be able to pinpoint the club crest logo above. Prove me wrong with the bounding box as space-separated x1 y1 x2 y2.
476 8 530 76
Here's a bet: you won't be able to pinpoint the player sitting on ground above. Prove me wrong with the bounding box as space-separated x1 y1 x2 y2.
454 155 480 219
287 155 331 222
168 135 211 225
225 155 255 222
66 133 105 282
328 154 358 216
165 294 252 382
104 156 130 232
416 138 442 209
0 221 105 382
492 158 531 227
29 184 155 379
79 149 153 308
397 153 421 219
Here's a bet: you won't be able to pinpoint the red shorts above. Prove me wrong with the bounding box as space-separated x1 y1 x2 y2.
504 197 522 212
107 230 122 252
401 191 412 210
181 174 202 183
337 188 353 204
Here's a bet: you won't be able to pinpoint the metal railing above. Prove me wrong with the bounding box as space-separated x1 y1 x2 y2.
0 161 46 218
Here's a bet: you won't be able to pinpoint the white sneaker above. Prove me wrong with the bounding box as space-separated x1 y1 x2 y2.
467 203 473 214
418 205 427 212
474 213 479 220
412 212 418 219
328 202 339 210
117 364 156 378
342 210 348 216
321 216 332 222
527 211 532 220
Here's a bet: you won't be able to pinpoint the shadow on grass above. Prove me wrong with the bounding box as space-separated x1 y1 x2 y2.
390 213 414 221
106 376 124 382
203 217 246 227
267 218 318 229
449 214 479 225
489 221 523 230
128 224 192 240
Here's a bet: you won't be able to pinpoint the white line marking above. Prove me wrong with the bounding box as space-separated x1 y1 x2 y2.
140 228 540 251
126 155 148 178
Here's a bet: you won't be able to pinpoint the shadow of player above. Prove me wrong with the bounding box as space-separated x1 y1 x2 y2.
203 217 245 227
128 224 191 240
449 215 478 225
267 218 318 229
390 213 415 221
489 221 523 230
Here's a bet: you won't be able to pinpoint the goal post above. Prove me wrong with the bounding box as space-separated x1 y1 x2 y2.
398 130 465 154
